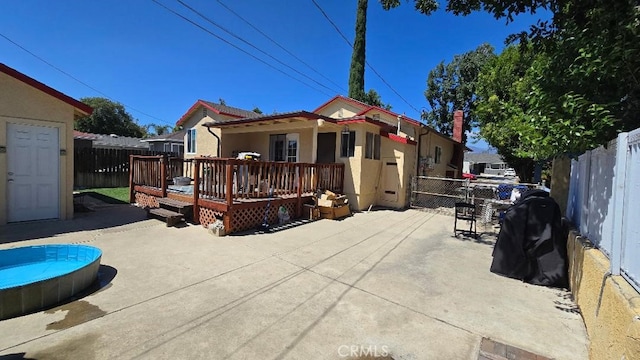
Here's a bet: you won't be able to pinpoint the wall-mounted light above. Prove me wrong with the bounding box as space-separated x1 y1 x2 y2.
342 125 350 134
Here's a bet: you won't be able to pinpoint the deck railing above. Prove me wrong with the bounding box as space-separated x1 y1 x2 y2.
130 155 345 204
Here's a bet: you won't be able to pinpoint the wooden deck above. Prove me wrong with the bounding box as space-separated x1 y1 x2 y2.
129 156 344 233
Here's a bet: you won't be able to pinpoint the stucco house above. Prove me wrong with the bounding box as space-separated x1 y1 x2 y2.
177 95 461 211
0 63 93 225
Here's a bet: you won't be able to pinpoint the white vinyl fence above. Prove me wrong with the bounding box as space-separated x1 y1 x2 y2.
566 128 640 292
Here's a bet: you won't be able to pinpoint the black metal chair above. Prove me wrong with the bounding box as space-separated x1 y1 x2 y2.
454 202 477 238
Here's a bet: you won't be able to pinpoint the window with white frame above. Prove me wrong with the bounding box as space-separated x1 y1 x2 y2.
435 145 442 164
365 132 380 160
187 128 197 154
269 133 299 162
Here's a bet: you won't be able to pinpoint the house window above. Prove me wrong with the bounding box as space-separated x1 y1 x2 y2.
173 143 184 154
365 132 380 160
269 133 298 162
163 143 170 153
435 146 442 164
340 131 356 158
287 135 298 162
187 128 196 154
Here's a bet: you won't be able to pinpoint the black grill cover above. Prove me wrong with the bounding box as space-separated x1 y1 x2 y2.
490 189 568 288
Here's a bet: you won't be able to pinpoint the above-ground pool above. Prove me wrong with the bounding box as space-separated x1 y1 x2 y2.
0 244 102 320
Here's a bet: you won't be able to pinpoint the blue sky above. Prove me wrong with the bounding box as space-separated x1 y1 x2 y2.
1 1 548 149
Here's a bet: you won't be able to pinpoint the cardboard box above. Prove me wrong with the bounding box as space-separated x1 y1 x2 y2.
318 205 351 220
303 204 320 220
317 198 335 208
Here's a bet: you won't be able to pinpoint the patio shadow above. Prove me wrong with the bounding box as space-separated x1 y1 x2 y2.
0 198 148 245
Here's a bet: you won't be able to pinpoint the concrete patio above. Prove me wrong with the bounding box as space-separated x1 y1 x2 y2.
0 198 588 359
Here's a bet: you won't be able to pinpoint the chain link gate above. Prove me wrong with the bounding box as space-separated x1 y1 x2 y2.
410 176 471 216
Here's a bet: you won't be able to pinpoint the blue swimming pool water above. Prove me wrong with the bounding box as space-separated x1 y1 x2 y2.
0 245 102 289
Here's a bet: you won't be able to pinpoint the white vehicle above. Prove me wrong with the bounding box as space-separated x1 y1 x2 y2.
504 168 516 177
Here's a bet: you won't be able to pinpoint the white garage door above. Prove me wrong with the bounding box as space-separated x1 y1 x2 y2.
7 123 60 222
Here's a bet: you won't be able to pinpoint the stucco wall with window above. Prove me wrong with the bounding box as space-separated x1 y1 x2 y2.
180 109 238 159
418 132 456 177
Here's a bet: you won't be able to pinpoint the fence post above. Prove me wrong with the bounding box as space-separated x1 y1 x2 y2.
193 158 200 224
610 132 629 275
129 155 135 203
160 155 167 198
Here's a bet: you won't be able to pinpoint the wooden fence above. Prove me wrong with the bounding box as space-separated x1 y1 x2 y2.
74 148 177 188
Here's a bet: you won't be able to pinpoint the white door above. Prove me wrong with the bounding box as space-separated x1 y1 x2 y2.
7 123 60 222
382 161 400 204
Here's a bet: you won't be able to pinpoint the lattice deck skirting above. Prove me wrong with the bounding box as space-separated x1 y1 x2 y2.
230 199 298 233
199 207 224 229
135 192 159 208
134 189 310 234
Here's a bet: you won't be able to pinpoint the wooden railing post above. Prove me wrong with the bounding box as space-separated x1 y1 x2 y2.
296 164 303 217
160 154 167 198
226 160 234 207
193 158 200 224
129 155 135 203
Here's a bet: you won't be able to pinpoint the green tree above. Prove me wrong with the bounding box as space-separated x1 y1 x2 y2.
252 107 263 114
146 124 171 136
423 43 495 145
362 89 392 110
349 1 439 102
475 45 539 179
75 97 145 138
348 0 368 101
449 0 639 157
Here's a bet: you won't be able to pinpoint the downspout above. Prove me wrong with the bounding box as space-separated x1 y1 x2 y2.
206 126 221 157
416 128 429 175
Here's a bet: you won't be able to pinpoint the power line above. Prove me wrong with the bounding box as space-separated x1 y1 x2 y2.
0 32 173 126
309 0 422 115
215 0 347 93
176 0 340 94
151 0 333 97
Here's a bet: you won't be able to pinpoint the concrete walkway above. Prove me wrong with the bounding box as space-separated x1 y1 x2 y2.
0 200 588 359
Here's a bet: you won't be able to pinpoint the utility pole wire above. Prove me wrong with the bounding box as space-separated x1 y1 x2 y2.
177 0 340 94
215 0 347 93
309 0 422 115
0 32 172 125
152 0 332 97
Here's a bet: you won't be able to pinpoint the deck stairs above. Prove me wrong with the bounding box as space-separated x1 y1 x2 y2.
147 198 193 227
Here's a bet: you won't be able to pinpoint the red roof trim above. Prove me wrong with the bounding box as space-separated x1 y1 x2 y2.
337 115 396 131
380 130 417 146
202 111 337 127
176 99 246 126
312 95 369 113
0 63 93 115
314 95 422 127
356 106 422 127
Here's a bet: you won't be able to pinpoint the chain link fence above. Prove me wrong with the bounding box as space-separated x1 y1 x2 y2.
410 176 470 216
410 176 541 220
